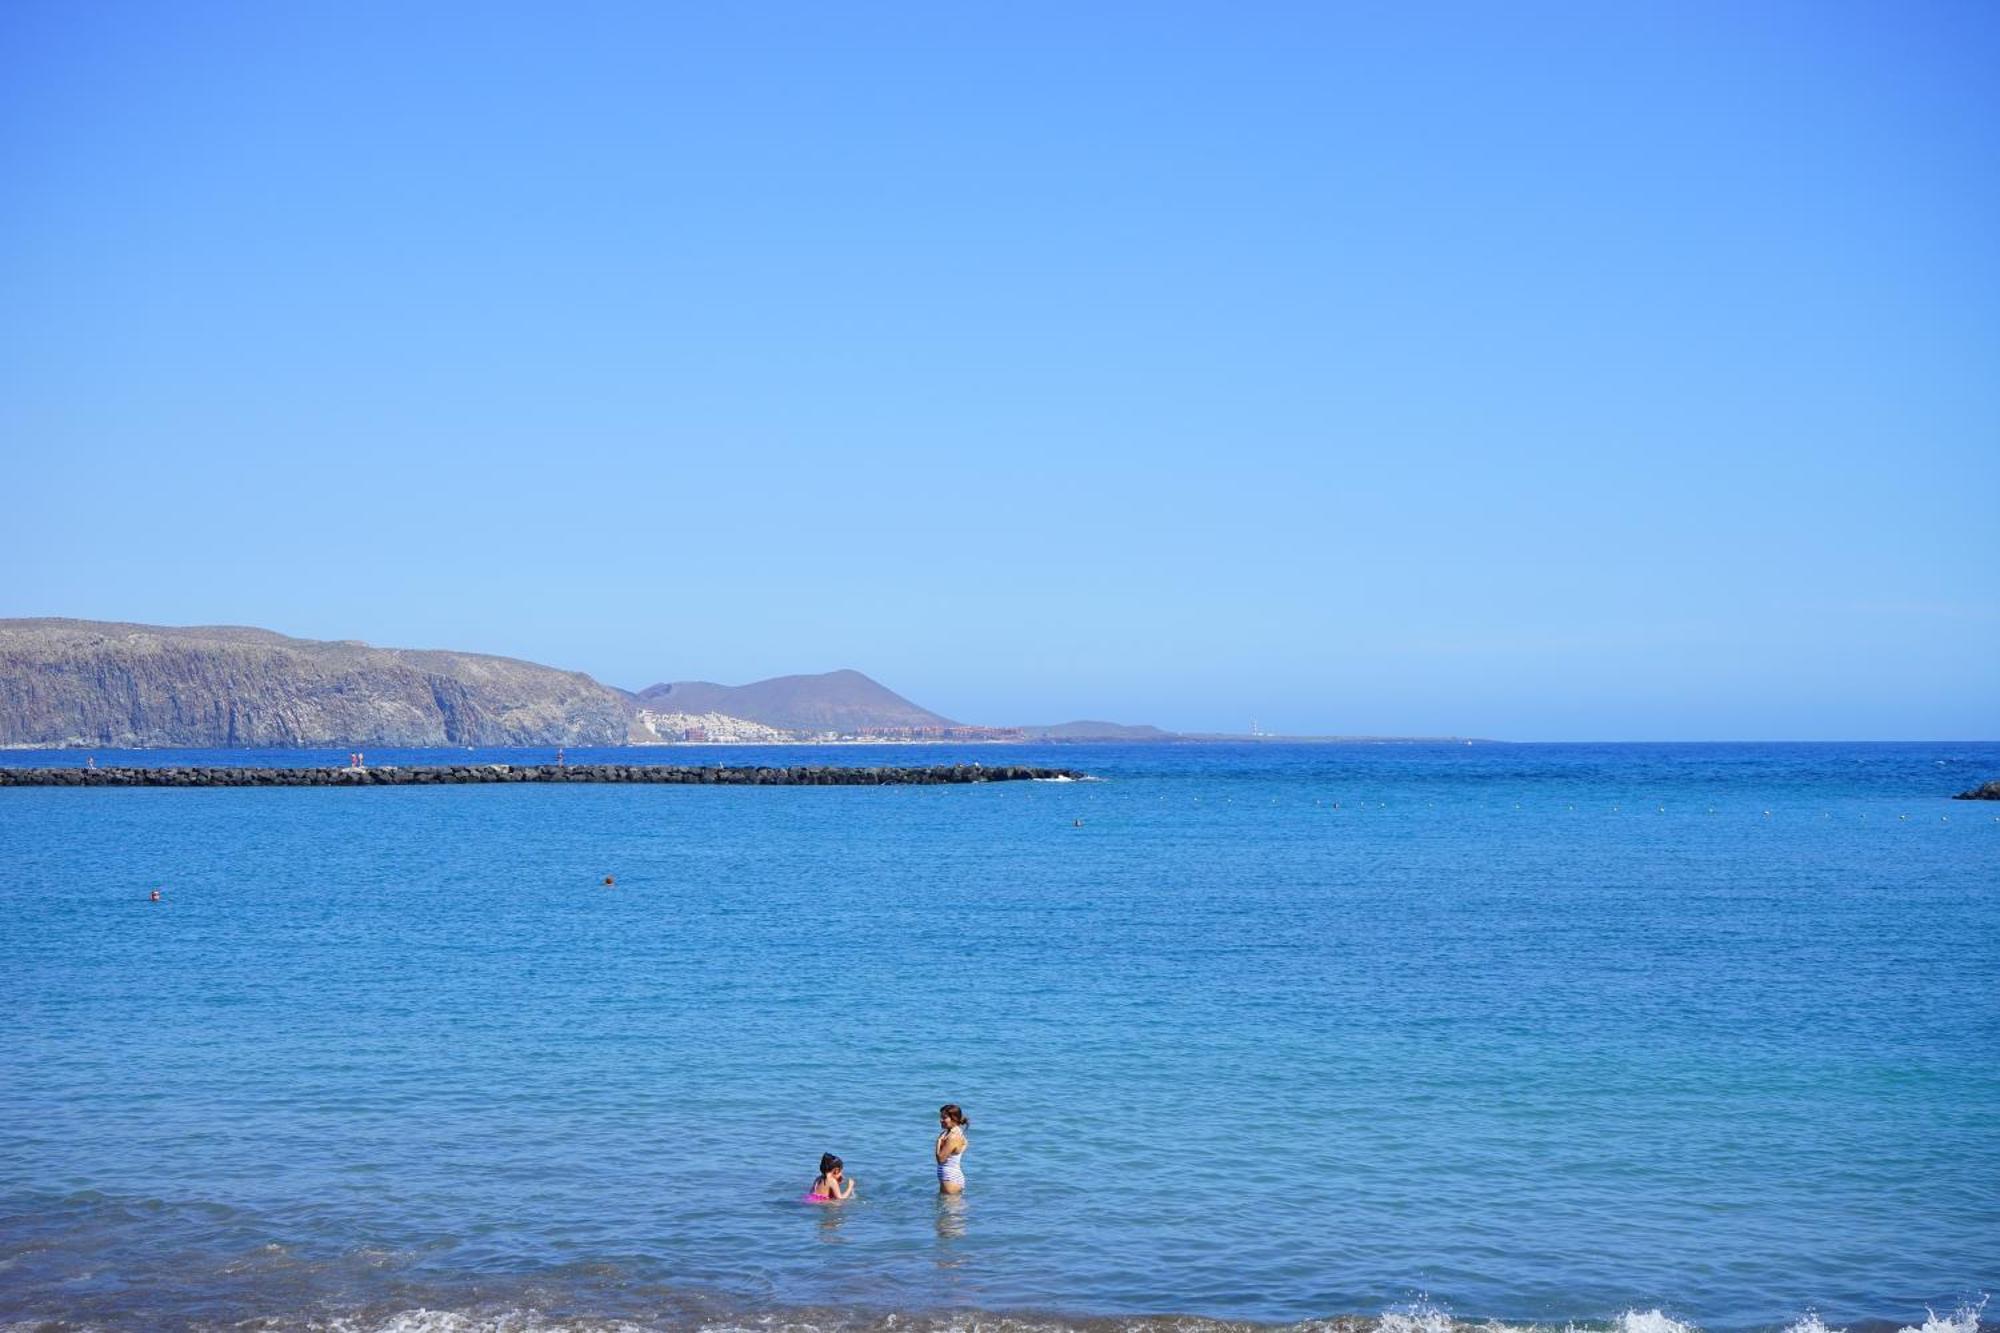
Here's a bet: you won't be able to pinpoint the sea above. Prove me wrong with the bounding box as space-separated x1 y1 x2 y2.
1 741 1994 1333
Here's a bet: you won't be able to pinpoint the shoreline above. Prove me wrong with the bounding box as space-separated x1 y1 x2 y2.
0 1277 1983 1333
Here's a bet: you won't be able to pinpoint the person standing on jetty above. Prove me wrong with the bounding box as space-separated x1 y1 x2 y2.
935 1104 969 1194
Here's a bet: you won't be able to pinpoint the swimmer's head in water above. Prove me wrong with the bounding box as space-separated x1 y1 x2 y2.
939 1104 968 1129
819 1153 843 1178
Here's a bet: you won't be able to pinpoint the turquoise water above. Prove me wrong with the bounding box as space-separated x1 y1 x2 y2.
1 742 1995 1333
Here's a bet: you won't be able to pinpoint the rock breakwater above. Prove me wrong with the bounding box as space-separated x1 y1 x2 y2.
1952 779 2000 801
0 763 1079 788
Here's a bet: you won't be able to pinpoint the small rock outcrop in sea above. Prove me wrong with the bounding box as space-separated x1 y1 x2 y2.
0 764 1081 788
1952 779 2000 801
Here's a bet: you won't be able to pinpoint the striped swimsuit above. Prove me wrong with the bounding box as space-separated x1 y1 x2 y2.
936 1137 965 1187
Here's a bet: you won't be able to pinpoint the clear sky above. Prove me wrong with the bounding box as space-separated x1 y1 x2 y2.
3 2 1995 739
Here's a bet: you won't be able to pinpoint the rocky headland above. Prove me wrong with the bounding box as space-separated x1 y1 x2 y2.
0 620 628 748
0 618 1170 749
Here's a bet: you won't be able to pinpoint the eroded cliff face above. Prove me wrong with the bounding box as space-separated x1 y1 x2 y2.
0 619 630 747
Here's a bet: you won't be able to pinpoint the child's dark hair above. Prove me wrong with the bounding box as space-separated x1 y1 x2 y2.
819 1152 843 1176
939 1103 968 1128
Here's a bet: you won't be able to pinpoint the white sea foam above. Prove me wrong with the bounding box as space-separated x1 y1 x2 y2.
1378 1303 1461 1333
1375 1300 1542 1333
1610 1312 1700 1333
332 1311 653 1333
1896 1299 1989 1333
183 1301 2000 1333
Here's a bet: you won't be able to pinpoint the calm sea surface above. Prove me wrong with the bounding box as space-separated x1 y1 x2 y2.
1 742 1995 1333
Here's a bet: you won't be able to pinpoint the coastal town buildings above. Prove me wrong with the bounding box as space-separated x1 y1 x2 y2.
630 709 1027 745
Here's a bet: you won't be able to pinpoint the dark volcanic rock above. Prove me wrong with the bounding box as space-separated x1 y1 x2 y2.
1952 780 2000 801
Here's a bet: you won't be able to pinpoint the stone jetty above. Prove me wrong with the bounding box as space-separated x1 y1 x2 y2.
0 763 1081 788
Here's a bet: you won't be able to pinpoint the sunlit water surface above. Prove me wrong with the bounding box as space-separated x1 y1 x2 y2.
2 742 1995 1333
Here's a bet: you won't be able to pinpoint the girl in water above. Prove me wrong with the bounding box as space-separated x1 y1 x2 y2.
934 1104 969 1194
807 1153 853 1202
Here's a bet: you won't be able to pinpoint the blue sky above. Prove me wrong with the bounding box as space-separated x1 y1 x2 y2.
3 2 1995 739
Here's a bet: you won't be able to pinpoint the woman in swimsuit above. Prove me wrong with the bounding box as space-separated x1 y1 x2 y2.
807 1152 853 1202
934 1103 968 1194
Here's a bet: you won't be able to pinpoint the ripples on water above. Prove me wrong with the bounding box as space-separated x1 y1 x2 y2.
0 743 1995 1332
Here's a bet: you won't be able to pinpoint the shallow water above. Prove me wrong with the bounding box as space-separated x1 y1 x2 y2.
1 742 1995 1332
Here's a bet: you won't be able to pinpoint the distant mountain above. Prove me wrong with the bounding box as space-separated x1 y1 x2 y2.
0 618 1173 749
1015 720 1176 741
632 669 957 734
0 619 628 748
